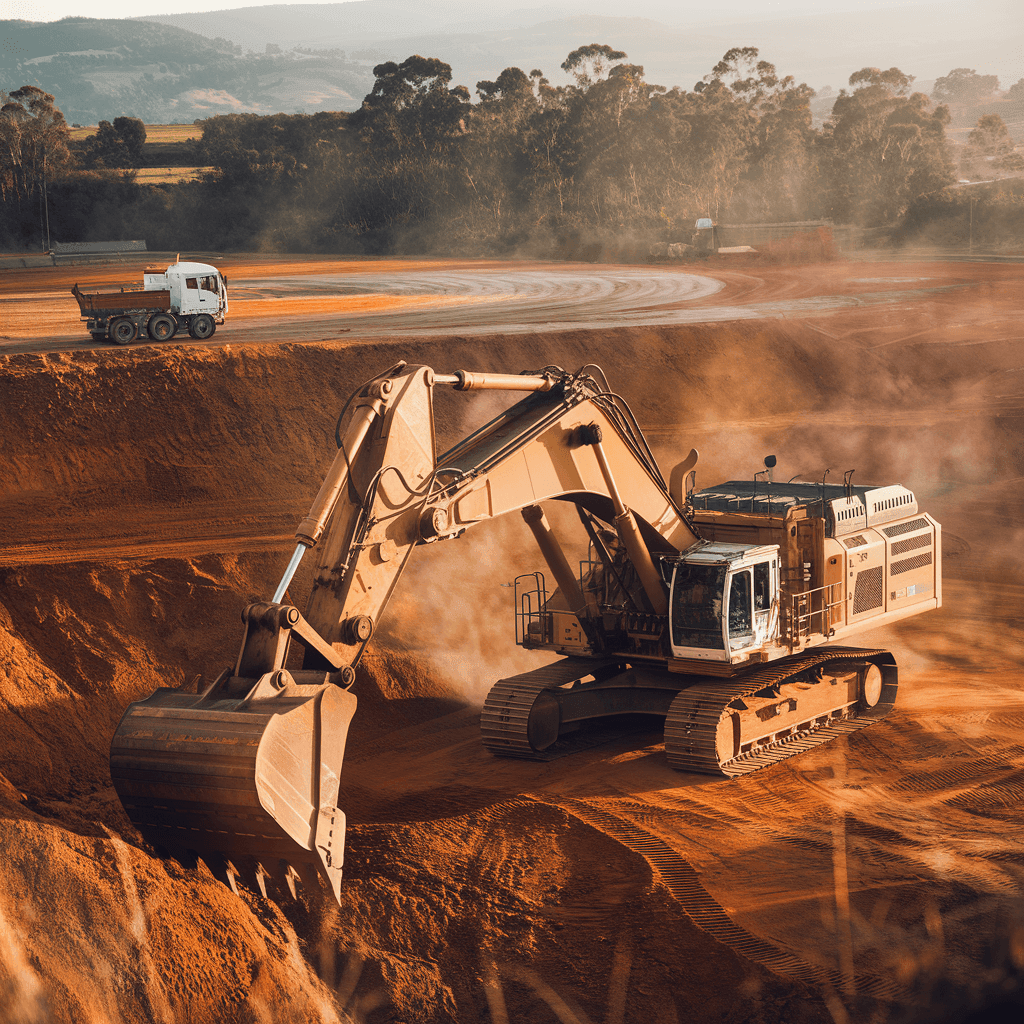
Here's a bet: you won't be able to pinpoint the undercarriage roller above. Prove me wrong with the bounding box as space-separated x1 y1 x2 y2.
665 649 897 777
110 670 356 901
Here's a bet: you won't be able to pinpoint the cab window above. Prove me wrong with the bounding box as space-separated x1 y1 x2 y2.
671 563 726 650
185 277 198 289
754 562 771 611
728 571 752 638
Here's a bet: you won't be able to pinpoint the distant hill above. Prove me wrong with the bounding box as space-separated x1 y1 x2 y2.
0 17 375 123
141 0 1020 96
3 1 1019 125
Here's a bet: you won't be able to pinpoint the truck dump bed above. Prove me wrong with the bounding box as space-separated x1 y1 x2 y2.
71 284 171 315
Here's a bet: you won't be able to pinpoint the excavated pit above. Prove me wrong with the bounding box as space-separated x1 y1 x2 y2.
0 257 1022 1023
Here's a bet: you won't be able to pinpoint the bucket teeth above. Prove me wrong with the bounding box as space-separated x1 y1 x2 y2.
254 862 270 900
224 860 240 895
193 852 322 901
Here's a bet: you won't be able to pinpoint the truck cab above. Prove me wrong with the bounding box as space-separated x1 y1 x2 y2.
146 261 228 320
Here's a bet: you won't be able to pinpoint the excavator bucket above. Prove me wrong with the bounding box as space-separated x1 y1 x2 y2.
110 670 356 902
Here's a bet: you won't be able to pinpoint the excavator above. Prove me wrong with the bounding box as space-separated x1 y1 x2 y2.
110 362 941 902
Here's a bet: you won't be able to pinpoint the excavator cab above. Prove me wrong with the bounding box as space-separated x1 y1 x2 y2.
668 544 781 663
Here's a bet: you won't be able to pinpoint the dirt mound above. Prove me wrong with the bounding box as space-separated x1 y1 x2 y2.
0 556 346 1023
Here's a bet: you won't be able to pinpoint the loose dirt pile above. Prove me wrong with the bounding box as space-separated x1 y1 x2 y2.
0 257 1022 1023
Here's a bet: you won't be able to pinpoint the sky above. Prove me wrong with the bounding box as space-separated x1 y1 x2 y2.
4 0 938 25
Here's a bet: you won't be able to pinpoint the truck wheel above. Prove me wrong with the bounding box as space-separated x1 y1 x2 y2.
147 314 176 342
110 317 138 345
189 314 216 340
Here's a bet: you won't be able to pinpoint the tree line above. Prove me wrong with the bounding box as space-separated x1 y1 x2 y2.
2 48 1022 253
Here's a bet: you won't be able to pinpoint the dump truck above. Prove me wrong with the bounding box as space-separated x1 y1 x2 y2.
110 362 941 901
71 259 228 344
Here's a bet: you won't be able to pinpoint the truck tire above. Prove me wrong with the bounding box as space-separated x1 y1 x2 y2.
110 317 138 345
147 314 176 342
188 314 216 340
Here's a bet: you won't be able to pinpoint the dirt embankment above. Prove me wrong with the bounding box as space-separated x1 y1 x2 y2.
1 260 1023 1023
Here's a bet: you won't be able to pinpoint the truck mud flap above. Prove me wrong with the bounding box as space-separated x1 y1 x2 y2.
110 672 356 901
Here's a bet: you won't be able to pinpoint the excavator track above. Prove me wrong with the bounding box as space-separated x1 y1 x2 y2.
665 648 897 777
481 658 631 760
481 649 897 774
481 677 555 758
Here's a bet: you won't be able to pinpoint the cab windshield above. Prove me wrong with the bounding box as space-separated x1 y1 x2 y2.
671 563 726 650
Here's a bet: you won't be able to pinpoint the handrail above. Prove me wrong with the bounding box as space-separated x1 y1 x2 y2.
784 582 844 646
514 572 549 646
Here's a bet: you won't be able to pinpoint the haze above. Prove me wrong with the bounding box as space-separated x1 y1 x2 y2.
5 0 957 22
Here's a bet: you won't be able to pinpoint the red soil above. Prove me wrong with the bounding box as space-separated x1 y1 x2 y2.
0 254 1021 1023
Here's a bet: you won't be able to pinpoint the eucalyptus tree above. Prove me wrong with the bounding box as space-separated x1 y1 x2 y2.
345 56 472 242
820 67 953 224
0 86 73 245
1 86 72 203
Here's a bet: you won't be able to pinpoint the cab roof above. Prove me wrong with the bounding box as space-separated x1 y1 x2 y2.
677 540 779 565
167 262 219 276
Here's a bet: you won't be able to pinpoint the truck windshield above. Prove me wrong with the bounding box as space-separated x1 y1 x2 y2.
671 563 726 650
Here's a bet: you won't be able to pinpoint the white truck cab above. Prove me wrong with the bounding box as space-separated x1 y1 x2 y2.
144 261 228 319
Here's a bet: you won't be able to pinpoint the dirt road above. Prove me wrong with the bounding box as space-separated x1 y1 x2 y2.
0 254 1021 1024
4 253 1017 354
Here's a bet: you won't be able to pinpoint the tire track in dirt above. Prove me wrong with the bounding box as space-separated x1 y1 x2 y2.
946 770 1024 811
231 272 965 337
889 755 1024 795
534 796 909 1004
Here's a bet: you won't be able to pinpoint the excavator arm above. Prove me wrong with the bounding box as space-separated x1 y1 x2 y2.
110 362 698 902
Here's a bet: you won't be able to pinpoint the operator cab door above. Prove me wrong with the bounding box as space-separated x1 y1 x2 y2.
726 558 778 656
669 546 780 663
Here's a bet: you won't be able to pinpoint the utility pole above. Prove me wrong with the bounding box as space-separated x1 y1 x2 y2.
969 197 974 255
42 149 51 253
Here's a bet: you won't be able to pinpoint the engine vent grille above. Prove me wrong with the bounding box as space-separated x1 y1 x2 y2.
891 533 932 556
892 551 933 576
852 566 883 615
883 517 929 538
844 535 868 549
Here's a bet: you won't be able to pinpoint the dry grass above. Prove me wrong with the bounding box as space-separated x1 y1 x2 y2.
138 124 202 143
68 124 201 142
133 167 215 185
